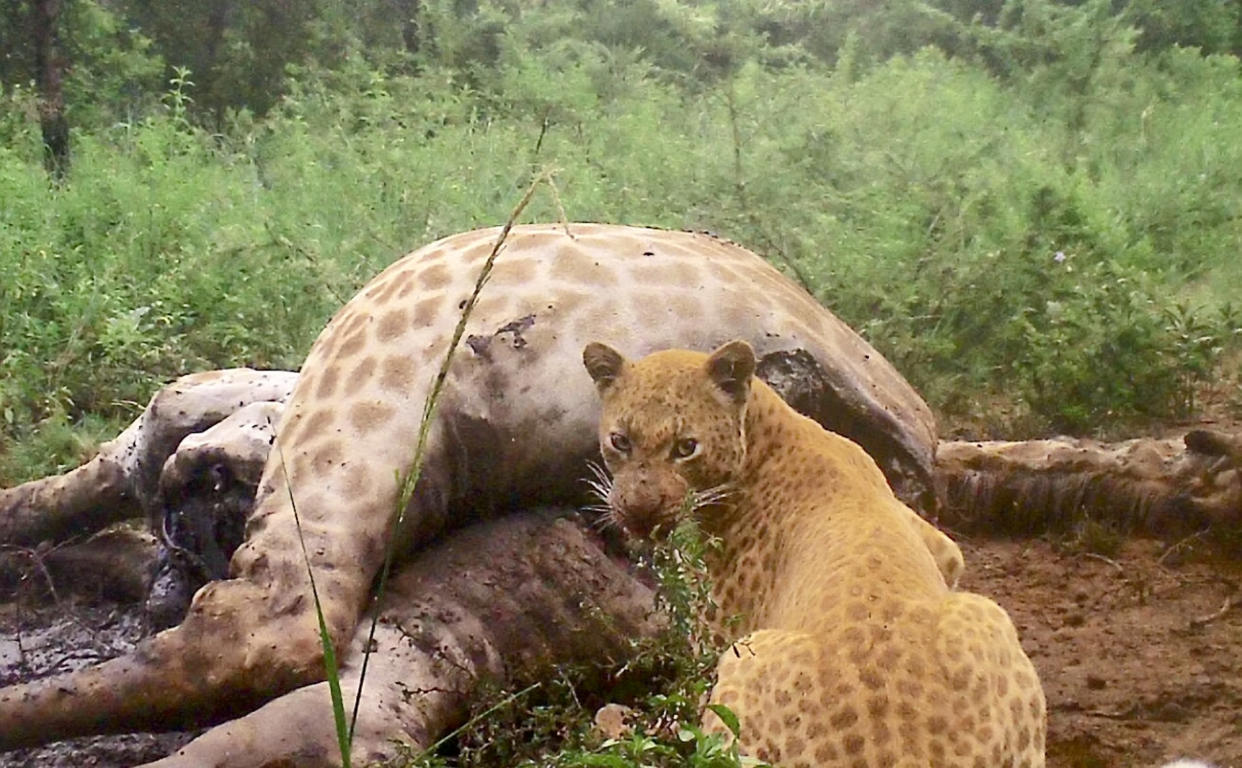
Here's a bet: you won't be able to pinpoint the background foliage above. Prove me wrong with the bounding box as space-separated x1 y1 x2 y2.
2 0 1242 483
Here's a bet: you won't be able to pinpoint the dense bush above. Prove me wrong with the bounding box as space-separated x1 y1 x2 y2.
2 0 1241 484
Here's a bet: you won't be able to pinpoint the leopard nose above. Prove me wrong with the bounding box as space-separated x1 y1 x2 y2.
614 487 670 538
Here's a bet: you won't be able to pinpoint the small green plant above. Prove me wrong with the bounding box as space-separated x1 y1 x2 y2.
633 517 735 735
1163 301 1239 417
161 67 195 128
560 517 759 768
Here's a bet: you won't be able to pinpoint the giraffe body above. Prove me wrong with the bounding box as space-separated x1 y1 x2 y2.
585 341 1045 767
0 224 938 752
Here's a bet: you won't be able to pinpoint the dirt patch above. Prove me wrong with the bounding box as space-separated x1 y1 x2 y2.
959 535 1242 768
0 534 1239 767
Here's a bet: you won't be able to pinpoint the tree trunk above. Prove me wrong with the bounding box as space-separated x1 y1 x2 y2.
31 0 69 177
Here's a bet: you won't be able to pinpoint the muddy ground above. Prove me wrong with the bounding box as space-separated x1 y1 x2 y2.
961 535 1242 768
0 600 194 766
0 533 1238 768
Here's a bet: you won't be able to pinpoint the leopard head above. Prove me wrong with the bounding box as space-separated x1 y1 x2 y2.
582 340 756 538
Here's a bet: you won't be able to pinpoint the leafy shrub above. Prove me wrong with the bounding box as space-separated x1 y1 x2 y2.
4 8 1242 483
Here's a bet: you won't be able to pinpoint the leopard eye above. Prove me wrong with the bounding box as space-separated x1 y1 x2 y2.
609 432 631 453
671 438 699 460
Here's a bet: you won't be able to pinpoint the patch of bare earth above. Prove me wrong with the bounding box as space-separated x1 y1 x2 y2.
959 535 1242 768
0 600 194 767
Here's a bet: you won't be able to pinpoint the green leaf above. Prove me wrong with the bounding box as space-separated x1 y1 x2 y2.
705 704 742 738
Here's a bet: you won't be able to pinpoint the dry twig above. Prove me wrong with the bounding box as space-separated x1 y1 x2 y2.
1081 552 1124 573
1189 593 1237 629
1157 528 1210 568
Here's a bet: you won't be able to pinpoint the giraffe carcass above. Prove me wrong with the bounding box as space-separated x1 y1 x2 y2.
0 224 939 763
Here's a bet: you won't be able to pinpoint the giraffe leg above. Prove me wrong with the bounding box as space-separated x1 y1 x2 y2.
135 589 476 768
135 514 657 768
0 369 296 547
0 434 436 747
0 577 328 748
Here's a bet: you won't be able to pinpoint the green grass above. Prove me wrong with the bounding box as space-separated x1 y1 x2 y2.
3 37 1242 484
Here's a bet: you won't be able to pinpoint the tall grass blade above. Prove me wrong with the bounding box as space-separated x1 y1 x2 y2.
274 439 353 768
347 169 559 745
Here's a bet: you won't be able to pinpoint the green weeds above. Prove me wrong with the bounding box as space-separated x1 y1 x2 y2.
3 3 1242 476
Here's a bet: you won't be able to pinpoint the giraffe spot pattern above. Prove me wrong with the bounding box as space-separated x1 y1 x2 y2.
336 328 367 359
349 401 396 433
287 408 335 447
418 263 451 290
346 357 378 393
411 296 441 328
316 366 341 399
378 355 417 393
549 250 618 285
339 463 372 497
375 309 408 342
311 441 345 473
490 257 538 284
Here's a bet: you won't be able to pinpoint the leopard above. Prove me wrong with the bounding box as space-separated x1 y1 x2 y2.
584 339 1046 768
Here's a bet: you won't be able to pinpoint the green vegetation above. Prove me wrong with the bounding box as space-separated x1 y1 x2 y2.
2 0 1241 487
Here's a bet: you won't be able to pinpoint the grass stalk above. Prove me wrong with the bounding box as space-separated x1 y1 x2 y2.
278 169 558 767
275 442 353 767
345 169 558 751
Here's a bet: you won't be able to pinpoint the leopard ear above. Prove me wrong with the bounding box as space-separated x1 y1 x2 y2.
705 340 756 404
583 342 627 392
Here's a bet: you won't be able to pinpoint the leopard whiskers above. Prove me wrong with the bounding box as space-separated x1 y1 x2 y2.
584 460 613 503
691 482 736 512
581 464 732 533
583 461 618 530
589 509 622 532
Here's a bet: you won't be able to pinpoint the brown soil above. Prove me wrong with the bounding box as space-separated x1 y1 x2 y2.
0 534 1238 767
959 534 1242 768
